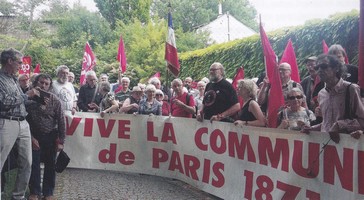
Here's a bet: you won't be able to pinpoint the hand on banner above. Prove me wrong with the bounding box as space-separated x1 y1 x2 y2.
300 125 312 134
278 119 289 129
100 110 106 118
88 102 99 112
196 112 204 122
210 114 224 123
350 130 363 139
329 122 341 143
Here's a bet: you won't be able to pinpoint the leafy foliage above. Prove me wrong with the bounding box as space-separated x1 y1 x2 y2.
94 0 151 29
151 0 257 32
179 10 360 81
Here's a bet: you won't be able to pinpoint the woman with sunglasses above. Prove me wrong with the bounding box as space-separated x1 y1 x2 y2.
155 89 170 116
278 88 316 131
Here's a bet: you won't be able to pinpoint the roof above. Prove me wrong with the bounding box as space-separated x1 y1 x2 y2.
197 13 256 44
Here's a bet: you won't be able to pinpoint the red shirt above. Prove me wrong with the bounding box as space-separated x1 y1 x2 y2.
171 92 195 118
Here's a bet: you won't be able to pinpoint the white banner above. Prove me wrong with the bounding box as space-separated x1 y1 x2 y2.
64 112 364 199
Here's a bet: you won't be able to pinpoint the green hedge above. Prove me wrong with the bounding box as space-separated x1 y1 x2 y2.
179 10 359 80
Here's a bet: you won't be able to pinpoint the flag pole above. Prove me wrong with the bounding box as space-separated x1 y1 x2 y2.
359 0 364 97
165 1 172 101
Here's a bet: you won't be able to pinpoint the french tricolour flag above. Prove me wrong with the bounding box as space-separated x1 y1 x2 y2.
165 12 180 77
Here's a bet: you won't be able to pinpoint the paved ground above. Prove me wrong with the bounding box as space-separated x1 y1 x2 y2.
53 168 220 200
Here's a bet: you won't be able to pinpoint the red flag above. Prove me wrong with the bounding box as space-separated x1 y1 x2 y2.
117 35 127 73
33 63 41 74
343 48 349 64
260 24 277 81
359 0 364 96
280 39 300 82
152 72 161 78
165 12 180 77
19 56 31 75
260 21 284 128
231 66 245 108
322 40 329 54
232 66 245 89
190 81 198 89
80 42 96 85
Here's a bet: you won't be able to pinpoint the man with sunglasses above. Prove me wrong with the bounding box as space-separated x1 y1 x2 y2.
304 54 364 143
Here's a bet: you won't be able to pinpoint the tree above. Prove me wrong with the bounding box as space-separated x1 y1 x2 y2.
151 0 257 32
94 0 151 29
40 0 70 19
13 0 48 51
0 0 16 15
55 5 113 47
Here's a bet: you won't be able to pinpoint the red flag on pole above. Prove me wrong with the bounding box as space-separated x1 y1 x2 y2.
322 40 329 54
232 66 245 89
231 66 245 108
280 39 300 82
359 0 364 96
343 48 349 64
260 21 284 128
260 23 277 81
80 42 96 85
33 63 41 74
19 56 31 75
117 35 127 73
165 11 180 77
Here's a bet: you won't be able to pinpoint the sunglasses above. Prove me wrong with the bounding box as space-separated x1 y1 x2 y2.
314 63 329 71
156 94 163 96
288 95 303 100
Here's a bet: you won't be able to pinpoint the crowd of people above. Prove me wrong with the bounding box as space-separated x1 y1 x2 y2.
1 44 364 199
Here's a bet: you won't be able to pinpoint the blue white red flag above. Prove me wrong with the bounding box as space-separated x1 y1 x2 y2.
165 12 180 77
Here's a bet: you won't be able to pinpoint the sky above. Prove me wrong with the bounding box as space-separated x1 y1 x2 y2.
68 0 360 31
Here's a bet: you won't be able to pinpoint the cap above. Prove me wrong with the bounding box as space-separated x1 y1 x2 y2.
305 56 317 63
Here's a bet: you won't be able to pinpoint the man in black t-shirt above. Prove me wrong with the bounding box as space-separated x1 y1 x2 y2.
197 62 240 122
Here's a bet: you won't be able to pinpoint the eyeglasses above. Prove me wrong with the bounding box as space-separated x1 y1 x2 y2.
288 95 303 100
156 94 163 96
314 63 329 71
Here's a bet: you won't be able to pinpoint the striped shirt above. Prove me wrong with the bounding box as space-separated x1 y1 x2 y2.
0 71 28 117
